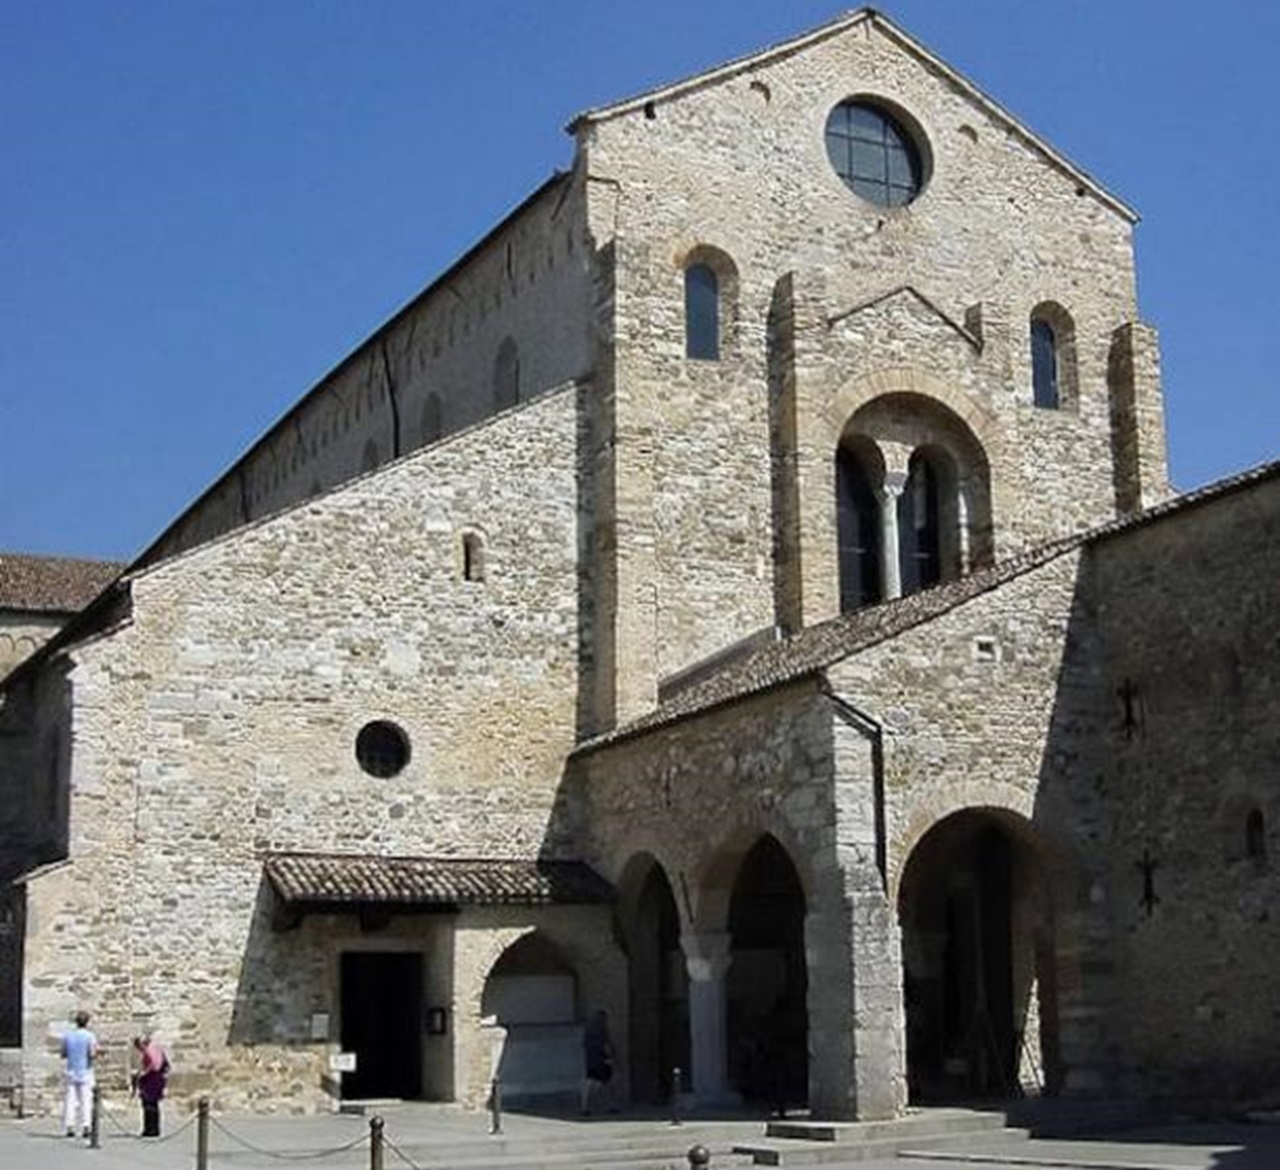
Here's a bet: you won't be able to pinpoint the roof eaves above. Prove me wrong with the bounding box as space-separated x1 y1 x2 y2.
573 533 1088 758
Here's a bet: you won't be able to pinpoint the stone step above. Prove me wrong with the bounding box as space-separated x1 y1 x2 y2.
735 1109 1014 1165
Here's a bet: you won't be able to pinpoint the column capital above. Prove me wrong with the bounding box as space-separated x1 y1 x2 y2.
879 468 907 499
680 931 732 981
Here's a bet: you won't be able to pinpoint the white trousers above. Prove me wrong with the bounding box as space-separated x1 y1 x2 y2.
63 1075 94 1133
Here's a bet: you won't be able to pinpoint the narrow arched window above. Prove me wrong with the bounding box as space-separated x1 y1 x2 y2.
1246 808 1267 864
493 337 520 411
1031 318 1059 409
836 447 882 611
462 532 486 583
899 451 943 595
361 439 380 473
685 264 719 360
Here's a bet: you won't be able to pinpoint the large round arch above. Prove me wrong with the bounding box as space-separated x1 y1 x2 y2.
897 808 1060 1103
481 932 582 1105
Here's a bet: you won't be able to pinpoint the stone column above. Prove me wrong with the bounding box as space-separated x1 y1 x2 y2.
956 485 971 575
878 473 906 601
680 931 739 1107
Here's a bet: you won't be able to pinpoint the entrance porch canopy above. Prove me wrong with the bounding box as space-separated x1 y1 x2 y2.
264 852 614 929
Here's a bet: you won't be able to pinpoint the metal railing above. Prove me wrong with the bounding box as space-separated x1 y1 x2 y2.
79 1083 718 1169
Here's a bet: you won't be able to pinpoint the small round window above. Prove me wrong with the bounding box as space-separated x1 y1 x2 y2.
356 721 410 778
825 100 923 207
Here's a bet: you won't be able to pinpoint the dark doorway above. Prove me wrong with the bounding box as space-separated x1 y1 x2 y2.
726 836 808 1109
340 952 423 1100
628 864 689 1102
899 812 1053 1103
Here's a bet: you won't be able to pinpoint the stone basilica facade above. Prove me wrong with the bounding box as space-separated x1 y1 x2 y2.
2 10 1277 1120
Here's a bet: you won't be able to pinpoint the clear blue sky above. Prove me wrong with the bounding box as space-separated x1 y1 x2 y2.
3 1 1277 561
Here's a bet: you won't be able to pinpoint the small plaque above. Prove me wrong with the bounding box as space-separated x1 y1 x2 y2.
329 1052 357 1073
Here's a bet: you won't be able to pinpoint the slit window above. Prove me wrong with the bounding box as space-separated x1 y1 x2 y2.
462 532 486 583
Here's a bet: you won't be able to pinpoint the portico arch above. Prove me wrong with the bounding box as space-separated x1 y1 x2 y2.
897 808 1062 1103
724 835 809 1109
615 853 690 1102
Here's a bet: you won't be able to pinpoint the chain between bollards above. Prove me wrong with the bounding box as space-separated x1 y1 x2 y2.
489 1076 502 1135
669 1065 683 1126
687 1143 711 1168
89 1085 101 1148
369 1114 384 1170
196 1096 210 1170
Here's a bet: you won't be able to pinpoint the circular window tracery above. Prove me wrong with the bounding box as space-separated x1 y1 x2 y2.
356 720 411 778
824 100 924 207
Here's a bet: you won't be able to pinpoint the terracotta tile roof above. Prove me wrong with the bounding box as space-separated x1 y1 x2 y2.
0 553 123 614
264 853 615 908
577 459 1280 755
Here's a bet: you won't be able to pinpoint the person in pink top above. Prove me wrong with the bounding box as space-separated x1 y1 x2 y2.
130 1035 170 1137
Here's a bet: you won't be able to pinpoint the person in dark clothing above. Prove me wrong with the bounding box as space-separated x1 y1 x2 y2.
131 1035 169 1137
580 1009 614 1116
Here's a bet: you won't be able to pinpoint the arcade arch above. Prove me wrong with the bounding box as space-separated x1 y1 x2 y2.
615 854 690 1103
481 932 582 1104
897 808 1062 1103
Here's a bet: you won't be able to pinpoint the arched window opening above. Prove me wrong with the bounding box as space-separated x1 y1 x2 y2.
685 264 720 360
462 532 486 583
1246 808 1267 864
493 337 520 411
1030 303 1077 411
836 446 882 611
1031 319 1059 409
899 451 943 595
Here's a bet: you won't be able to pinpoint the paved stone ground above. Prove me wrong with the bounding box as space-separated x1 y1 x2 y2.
2 1106 1279 1170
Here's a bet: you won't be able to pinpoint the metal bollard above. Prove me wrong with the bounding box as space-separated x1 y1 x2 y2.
196 1097 210 1170
687 1144 711 1168
669 1065 682 1126
489 1076 502 1135
89 1085 101 1148
369 1115 385 1170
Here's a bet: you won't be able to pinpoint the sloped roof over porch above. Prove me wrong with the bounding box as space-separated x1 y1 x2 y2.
264 852 614 924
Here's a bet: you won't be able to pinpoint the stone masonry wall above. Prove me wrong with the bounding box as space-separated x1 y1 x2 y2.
566 681 905 1118
580 15 1156 700
826 548 1117 1093
1089 473 1280 1104
19 387 585 1114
